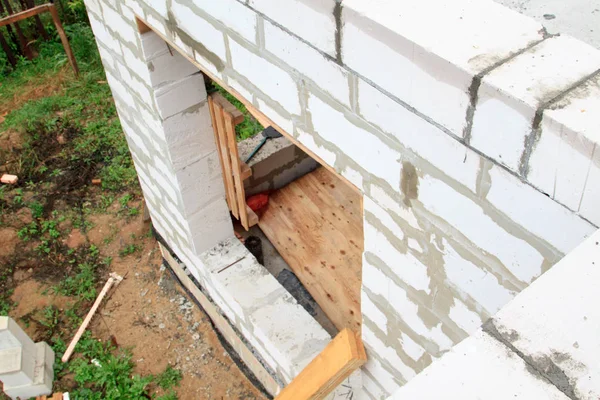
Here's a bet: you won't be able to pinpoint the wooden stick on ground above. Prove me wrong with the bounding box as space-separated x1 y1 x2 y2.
61 272 123 363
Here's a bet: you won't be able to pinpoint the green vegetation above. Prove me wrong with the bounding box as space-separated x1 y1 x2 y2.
119 243 140 257
52 332 182 399
0 18 183 399
207 81 264 141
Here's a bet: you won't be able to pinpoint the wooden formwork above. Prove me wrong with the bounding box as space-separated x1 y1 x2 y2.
208 93 258 231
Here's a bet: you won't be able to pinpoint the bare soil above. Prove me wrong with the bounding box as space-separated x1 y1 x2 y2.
1 205 267 399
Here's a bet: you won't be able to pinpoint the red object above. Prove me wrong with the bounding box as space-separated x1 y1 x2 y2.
247 193 269 213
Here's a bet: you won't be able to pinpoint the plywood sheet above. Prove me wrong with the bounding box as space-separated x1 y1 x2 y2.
258 167 363 332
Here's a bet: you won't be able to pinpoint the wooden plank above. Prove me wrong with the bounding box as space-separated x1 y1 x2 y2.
275 328 366 400
48 4 79 76
135 17 152 33
158 243 282 396
208 96 234 212
224 111 249 229
258 167 363 331
214 101 239 218
212 92 244 125
0 3 49 27
240 161 252 180
133 17 361 196
246 205 258 228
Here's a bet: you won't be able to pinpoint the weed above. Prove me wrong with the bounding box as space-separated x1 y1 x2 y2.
156 365 182 390
55 261 98 301
119 244 139 257
40 305 61 332
29 201 45 219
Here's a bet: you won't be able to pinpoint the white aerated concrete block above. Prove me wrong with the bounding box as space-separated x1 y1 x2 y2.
528 73 600 216
147 43 199 91
492 230 600 400
169 0 227 68
580 148 600 226
389 329 569 400
102 4 137 48
187 198 233 255
485 165 596 255
249 293 331 382
441 237 515 315
248 0 337 57
358 78 481 192
192 0 257 44
471 35 600 172
419 174 544 284
308 93 401 189
229 39 301 115
162 105 216 171
154 73 206 120
264 20 350 107
343 0 543 136
176 150 225 216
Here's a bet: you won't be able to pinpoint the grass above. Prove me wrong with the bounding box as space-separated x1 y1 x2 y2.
0 22 183 399
207 81 264 141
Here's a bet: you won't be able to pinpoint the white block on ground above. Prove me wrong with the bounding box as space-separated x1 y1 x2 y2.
0 317 36 353
0 347 36 387
471 35 600 172
3 342 54 400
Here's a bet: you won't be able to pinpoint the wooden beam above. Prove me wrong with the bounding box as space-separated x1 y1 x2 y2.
48 4 79 77
214 100 239 218
224 111 249 230
246 205 258 228
240 161 252 180
208 96 234 212
212 92 244 125
0 4 50 27
275 329 366 400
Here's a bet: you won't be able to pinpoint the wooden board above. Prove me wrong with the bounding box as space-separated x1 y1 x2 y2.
258 167 363 332
275 328 366 400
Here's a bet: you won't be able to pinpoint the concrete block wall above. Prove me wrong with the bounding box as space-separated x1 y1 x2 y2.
84 1 354 396
83 0 600 398
390 229 600 400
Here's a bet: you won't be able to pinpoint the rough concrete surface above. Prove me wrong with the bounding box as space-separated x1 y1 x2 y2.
494 0 600 48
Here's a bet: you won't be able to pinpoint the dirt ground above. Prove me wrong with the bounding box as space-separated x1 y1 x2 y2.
1 204 267 399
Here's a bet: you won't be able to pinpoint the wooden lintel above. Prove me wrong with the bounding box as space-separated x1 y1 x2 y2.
275 329 366 400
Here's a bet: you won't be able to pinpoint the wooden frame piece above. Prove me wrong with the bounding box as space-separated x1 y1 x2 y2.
208 93 258 231
275 328 366 400
0 3 79 76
